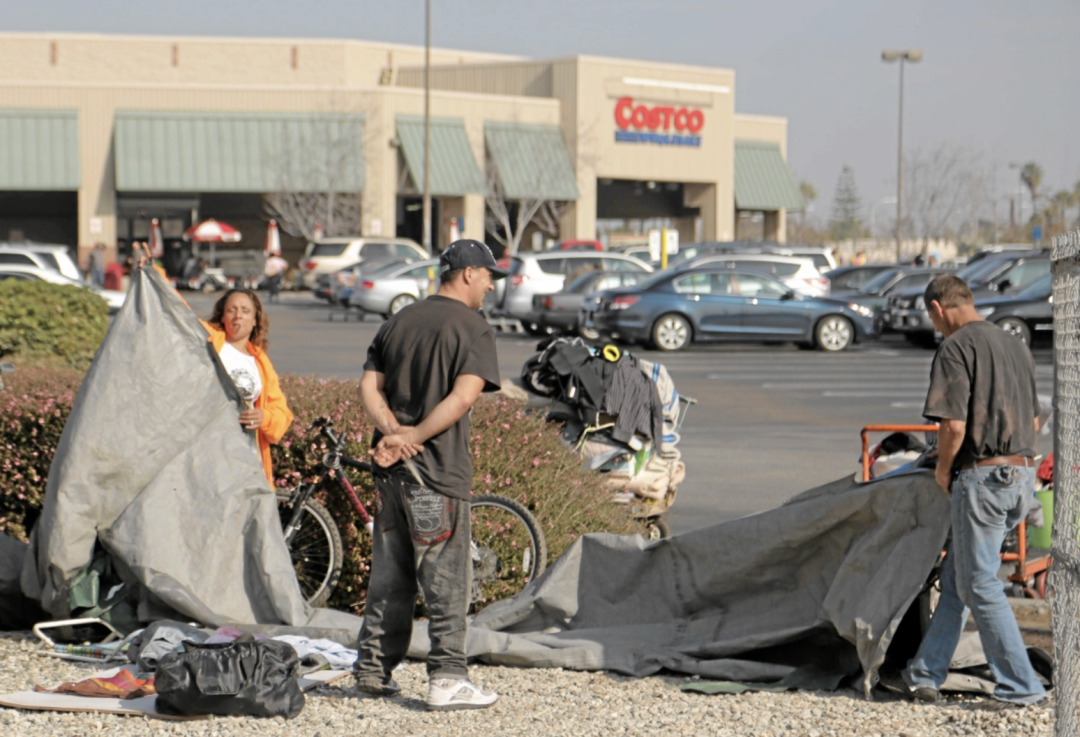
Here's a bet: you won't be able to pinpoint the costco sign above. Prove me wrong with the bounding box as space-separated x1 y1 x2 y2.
614 97 703 147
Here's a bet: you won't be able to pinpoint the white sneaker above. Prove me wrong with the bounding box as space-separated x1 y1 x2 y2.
426 677 499 711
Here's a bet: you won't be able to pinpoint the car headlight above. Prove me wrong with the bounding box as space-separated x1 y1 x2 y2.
976 306 996 317
848 303 874 318
914 296 925 310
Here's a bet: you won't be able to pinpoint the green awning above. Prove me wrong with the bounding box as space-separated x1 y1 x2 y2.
114 111 365 193
396 116 484 196
484 122 579 201
734 140 804 211
0 109 80 190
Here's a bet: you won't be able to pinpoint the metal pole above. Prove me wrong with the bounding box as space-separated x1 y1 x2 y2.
422 0 432 254
895 57 904 264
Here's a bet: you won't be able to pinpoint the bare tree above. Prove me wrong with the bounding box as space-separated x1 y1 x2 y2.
902 143 988 253
484 159 553 254
262 113 368 241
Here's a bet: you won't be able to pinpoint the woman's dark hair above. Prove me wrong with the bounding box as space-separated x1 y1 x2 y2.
208 288 269 351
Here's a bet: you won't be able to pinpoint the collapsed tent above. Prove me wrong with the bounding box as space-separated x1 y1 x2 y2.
18 268 361 637
448 471 951 696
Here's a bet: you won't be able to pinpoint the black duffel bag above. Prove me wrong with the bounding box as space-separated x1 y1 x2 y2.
155 640 305 719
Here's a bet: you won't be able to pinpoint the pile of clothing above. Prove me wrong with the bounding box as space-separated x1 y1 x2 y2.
521 337 685 502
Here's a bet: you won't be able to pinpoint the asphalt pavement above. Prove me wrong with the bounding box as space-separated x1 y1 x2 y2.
189 291 1055 535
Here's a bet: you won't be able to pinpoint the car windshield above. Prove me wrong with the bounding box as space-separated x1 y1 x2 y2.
365 260 410 276
1016 274 1053 300
964 258 1015 284
625 271 673 292
859 269 901 294
566 272 604 292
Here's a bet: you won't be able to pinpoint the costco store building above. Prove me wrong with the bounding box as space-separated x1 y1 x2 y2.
0 33 803 267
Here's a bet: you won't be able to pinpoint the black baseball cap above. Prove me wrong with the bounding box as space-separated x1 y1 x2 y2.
439 239 509 280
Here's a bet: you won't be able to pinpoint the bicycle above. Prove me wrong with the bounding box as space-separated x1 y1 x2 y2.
276 417 547 610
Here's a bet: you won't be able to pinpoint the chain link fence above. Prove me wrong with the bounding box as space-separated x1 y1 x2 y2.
1051 229 1080 735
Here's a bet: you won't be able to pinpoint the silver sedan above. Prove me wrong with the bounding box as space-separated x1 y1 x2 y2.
346 259 440 317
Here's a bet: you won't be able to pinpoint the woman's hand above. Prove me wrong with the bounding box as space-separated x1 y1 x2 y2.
239 407 264 431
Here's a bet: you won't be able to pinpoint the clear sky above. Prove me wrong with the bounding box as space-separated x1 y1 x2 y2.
7 0 1078 228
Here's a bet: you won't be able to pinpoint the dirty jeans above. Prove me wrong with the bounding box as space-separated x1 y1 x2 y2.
906 465 1046 704
353 470 471 682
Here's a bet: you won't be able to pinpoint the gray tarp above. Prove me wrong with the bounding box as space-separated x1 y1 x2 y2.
453 472 951 696
19 268 361 635
13 266 954 695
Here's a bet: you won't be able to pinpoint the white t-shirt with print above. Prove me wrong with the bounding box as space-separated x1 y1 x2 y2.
219 342 262 405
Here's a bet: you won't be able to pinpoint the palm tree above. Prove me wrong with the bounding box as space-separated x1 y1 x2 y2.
1020 162 1043 221
1050 190 1075 233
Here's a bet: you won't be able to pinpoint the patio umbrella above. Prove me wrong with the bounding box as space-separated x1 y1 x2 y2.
264 219 282 256
183 219 241 267
149 218 165 258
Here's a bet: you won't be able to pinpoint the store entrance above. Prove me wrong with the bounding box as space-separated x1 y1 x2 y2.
595 179 700 249
396 196 439 252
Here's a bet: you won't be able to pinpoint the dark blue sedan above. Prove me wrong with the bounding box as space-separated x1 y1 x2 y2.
580 266 878 352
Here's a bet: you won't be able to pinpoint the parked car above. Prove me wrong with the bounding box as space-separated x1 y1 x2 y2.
823 264 895 294
580 265 877 352
330 258 415 305
974 274 1053 346
835 267 951 323
346 259 440 317
0 243 81 281
532 270 648 338
501 252 652 333
889 256 1052 347
548 239 604 252
0 264 126 312
610 243 654 265
675 254 829 297
662 241 837 272
299 237 425 289
965 243 1039 267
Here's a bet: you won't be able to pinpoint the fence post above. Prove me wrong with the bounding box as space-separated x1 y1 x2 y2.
1051 229 1080 734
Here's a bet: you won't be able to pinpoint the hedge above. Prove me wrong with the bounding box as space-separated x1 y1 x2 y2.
0 369 639 613
0 280 110 370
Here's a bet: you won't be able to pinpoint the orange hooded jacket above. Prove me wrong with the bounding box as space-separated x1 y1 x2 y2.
201 320 294 485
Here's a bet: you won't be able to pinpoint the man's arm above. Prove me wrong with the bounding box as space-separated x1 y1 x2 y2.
377 374 486 457
935 419 966 493
359 370 401 437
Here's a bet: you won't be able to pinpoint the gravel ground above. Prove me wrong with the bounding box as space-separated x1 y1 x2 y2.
0 631 1054 736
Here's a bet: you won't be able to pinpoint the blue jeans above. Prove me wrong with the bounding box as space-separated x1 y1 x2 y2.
906 465 1045 704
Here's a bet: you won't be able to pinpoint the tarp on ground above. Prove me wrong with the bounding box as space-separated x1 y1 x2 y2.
19 267 362 637
450 471 951 696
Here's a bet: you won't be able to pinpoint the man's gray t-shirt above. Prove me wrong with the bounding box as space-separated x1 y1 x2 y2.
923 320 1038 470
363 295 500 499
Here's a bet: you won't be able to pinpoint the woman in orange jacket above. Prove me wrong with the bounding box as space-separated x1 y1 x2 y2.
201 288 294 485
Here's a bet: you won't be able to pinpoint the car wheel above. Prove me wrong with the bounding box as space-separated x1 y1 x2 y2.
389 294 416 315
997 317 1031 346
652 313 692 352
904 331 939 349
578 325 601 341
815 315 853 352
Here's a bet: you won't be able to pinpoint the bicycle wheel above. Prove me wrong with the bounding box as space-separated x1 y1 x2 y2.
469 494 547 608
277 492 343 607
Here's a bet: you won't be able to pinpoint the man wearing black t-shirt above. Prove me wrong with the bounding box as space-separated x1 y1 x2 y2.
353 239 505 711
895 275 1046 708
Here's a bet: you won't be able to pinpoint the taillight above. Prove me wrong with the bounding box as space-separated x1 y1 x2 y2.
359 280 375 290
511 274 529 286
805 278 828 289
612 296 640 310
543 297 553 309
303 261 317 271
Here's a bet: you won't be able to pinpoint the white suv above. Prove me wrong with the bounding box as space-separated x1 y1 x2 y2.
502 252 652 331
299 237 426 289
0 243 81 281
679 254 829 297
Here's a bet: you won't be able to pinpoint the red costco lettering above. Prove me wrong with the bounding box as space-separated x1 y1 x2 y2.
615 97 705 132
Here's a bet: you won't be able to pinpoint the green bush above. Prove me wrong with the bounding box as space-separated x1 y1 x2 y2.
0 280 110 370
0 369 640 613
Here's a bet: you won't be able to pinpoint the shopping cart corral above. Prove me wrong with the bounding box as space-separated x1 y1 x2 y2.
860 424 1052 600
519 337 695 539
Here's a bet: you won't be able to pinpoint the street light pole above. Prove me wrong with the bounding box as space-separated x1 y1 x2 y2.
882 49 922 264
422 0 432 254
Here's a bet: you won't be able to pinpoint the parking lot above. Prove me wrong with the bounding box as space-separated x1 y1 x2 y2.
189 291 1055 535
